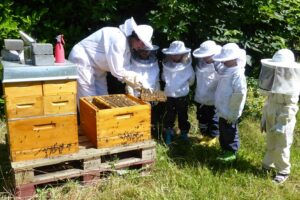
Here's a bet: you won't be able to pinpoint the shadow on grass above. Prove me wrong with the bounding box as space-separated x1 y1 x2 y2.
165 135 263 177
0 142 14 196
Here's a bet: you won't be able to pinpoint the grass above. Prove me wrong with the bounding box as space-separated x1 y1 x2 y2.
1 105 300 199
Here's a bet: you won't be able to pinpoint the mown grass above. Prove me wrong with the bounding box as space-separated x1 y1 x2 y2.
0 105 300 199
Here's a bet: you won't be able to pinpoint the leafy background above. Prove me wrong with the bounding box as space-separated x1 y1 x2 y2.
1 0 300 117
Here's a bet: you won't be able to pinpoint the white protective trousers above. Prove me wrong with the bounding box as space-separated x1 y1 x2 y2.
262 93 299 174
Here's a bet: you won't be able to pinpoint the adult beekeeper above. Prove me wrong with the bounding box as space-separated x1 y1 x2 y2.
68 17 154 99
260 49 300 184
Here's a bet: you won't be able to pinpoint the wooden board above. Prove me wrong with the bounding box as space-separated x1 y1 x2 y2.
11 139 156 187
80 98 98 146
43 94 76 115
8 114 78 161
5 95 43 119
80 95 151 148
3 82 43 98
10 133 156 199
42 80 77 95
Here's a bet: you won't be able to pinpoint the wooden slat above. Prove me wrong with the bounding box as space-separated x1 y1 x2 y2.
97 133 151 148
3 82 43 98
100 157 141 169
8 115 78 151
34 169 83 183
11 144 78 162
80 98 97 146
11 140 156 169
96 107 151 137
43 94 76 115
42 80 77 95
5 95 43 119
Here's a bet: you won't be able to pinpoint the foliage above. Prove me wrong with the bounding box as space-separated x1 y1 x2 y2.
149 0 300 77
242 77 265 120
1 0 299 118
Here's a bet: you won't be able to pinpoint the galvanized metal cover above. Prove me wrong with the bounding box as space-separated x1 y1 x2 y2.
1 59 78 83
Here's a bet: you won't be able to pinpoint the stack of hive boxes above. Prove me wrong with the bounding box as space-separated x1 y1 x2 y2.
1 59 79 162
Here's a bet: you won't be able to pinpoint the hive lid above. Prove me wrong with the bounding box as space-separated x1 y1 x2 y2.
1 59 78 83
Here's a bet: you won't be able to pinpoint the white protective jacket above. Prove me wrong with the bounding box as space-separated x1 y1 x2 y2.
194 60 221 105
261 93 299 134
215 65 247 122
126 58 160 97
162 60 195 98
68 21 134 98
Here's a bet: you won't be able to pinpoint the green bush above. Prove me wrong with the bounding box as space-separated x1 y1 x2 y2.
241 77 265 120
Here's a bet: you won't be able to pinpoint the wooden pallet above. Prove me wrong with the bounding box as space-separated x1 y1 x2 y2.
11 134 156 199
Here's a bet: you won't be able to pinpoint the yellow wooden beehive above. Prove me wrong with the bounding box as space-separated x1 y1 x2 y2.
4 80 79 162
79 94 151 148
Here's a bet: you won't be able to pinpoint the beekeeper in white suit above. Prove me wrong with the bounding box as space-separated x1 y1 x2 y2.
260 49 300 184
68 17 153 100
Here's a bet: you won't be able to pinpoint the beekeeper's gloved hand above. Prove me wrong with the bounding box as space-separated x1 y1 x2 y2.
123 71 142 89
139 80 153 94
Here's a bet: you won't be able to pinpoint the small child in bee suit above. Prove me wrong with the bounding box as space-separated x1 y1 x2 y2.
161 41 195 145
192 40 222 147
259 49 300 184
212 43 247 163
125 45 161 136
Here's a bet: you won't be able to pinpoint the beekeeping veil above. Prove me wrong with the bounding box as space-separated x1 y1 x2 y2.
259 49 300 95
131 45 159 67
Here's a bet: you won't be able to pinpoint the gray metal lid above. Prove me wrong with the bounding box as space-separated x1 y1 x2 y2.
1 59 78 83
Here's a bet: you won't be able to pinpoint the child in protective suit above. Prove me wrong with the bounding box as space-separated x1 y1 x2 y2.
212 43 247 162
193 40 222 147
161 41 195 145
125 45 161 136
259 49 300 184
126 45 160 97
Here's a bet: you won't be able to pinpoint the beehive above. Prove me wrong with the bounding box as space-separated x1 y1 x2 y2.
80 94 151 148
2 60 79 162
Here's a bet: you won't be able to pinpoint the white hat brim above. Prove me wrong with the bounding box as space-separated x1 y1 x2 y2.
162 48 191 55
213 54 239 62
261 58 300 68
142 44 159 51
192 48 215 58
134 26 153 49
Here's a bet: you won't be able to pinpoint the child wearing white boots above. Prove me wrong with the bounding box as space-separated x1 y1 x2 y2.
259 49 300 184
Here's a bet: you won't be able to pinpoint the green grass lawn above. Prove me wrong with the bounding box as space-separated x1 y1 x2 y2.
1 105 300 199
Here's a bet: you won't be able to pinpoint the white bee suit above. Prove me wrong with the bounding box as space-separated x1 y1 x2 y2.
194 61 220 105
259 49 300 175
68 27 132 98
126 58 160 97
68 18 150 100
214 65 247 122
162 60 195 97
262 94 299 174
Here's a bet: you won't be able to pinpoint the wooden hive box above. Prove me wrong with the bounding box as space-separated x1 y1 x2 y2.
80 94 151 148
4 80 78 162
